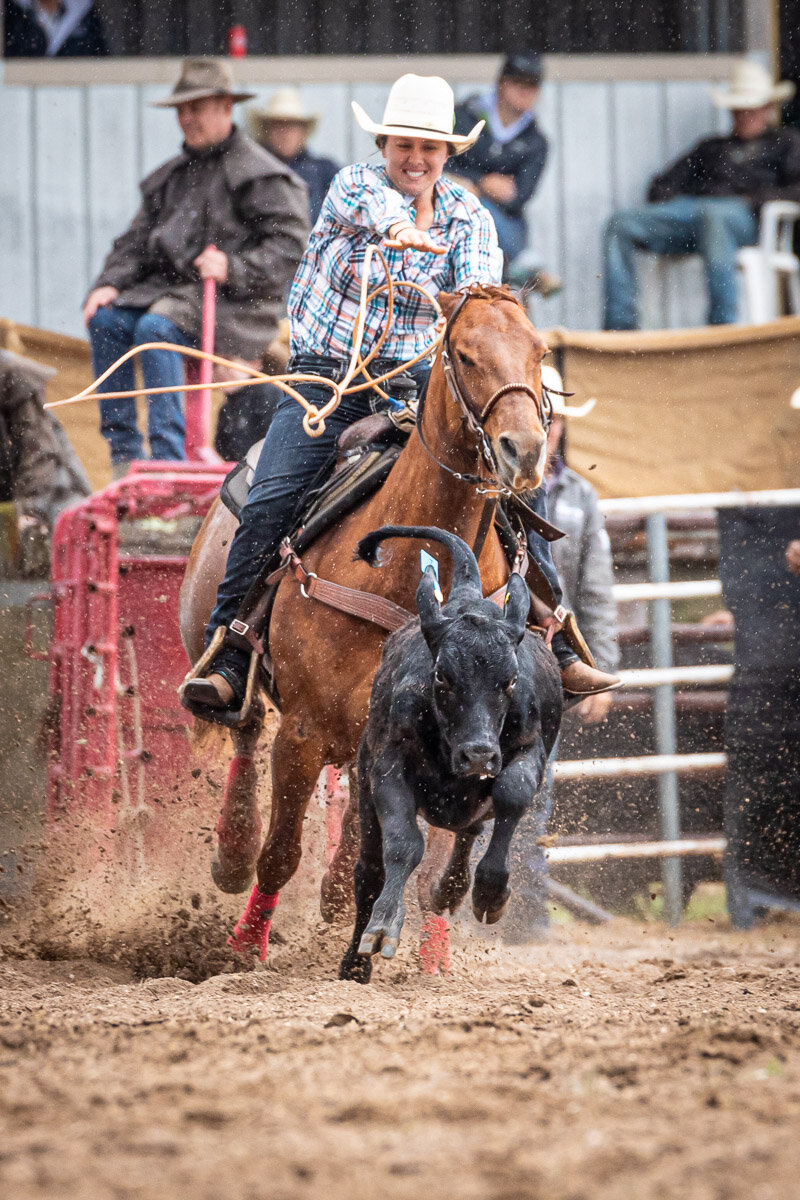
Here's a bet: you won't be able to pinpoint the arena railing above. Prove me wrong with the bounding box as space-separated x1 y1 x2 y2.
551 487 800 925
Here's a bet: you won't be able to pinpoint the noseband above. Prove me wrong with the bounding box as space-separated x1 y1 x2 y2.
416 291 553 498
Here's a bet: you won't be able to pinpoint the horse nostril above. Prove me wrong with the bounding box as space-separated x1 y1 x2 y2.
499 435 518 463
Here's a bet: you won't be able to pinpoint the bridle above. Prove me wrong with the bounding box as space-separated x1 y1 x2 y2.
415 291 553 499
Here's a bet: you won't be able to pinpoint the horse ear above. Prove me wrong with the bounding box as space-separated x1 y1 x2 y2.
416 568 448 653
437 291 460 320
503 573 530 645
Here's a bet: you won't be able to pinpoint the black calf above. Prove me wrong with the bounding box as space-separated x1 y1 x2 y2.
339 525 563 983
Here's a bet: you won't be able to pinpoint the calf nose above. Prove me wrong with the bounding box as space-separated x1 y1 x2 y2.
495 431 547 490
453 742 502 778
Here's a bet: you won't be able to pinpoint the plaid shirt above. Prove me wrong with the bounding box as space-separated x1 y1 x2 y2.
288 162 502 362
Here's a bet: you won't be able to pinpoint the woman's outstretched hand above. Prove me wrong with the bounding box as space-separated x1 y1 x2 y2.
386 222 446 255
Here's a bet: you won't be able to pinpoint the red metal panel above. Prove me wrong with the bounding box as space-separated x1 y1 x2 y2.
46 468 227 857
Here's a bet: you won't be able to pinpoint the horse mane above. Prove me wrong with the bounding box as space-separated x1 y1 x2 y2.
460 283 525 309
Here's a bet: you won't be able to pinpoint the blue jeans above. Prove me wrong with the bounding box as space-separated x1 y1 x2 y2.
481 198 528 271
602 196 758 329
88 305 196 463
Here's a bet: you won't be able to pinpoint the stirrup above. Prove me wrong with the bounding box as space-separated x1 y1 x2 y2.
177 626 262 729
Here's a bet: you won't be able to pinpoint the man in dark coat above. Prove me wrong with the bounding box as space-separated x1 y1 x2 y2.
603 61 800 329
248 89 339 227
83 58 310 474
451 53 549 276
4 0 107 57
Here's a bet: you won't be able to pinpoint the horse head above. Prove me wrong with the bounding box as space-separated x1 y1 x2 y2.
434 286 549 493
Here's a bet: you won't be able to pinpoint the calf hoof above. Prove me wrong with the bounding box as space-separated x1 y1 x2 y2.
472 896 509 925
339 948 373 984
358 931 400 959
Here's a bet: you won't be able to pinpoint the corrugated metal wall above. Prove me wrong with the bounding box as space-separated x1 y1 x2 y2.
0 71 728 337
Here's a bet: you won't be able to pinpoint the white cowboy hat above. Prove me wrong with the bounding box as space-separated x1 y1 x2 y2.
248 87 319 137
711 61 795 110
541 365 596 418
351 74 484 155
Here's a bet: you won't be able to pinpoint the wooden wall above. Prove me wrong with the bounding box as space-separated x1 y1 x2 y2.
0 65 729 339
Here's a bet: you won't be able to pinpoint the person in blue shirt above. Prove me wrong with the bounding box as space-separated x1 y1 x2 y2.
451 53 554 289
249 89 339 227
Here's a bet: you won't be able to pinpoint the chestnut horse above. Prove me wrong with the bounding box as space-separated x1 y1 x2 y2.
178 285 550 959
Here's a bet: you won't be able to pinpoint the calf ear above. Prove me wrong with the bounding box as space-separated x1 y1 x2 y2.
416 567 448 654
503 572 530 645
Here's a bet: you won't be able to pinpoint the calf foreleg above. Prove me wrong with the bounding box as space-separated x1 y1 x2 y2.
357 762 424 961
473 748 547 924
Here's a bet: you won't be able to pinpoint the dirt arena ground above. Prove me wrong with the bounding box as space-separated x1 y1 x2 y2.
2 910 800 1200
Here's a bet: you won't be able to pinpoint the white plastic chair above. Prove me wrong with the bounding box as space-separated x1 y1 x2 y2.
737 200 800 323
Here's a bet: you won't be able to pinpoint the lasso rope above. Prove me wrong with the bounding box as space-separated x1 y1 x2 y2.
45 245 446 438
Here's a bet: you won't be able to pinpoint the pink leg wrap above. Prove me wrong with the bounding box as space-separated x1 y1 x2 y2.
228 885 280 961
217 756 261 855
419 914 451 975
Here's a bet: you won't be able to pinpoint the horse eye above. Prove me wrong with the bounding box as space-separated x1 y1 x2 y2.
505 676 517 694
434 667 449 689
457 350 475 368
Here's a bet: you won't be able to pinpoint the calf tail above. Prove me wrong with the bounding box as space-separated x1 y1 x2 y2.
355 525 482 598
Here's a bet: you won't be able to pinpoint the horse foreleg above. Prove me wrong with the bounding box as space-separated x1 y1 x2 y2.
320 764 360 923
228 718 324 962
211 710 265 895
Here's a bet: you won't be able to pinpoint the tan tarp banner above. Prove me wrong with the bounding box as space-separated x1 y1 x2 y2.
3 316 800 499
546 317 800 499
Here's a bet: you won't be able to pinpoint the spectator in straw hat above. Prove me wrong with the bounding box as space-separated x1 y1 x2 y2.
603 60 800 330
249 88 339 225
83 58 309 475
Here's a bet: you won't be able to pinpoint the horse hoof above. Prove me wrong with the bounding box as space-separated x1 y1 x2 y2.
211 854 256 894
380 939 398 959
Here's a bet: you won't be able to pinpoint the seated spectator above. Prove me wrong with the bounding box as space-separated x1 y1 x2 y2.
451 52 557 291
248 89 339 227
4 0 108 57
506 364 620 943
82 58 309 476
603 61 800 330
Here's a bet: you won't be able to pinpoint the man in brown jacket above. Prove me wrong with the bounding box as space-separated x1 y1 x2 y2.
83 58 310 474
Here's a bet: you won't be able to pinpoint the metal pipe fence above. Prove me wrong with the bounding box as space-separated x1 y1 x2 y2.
553 487 800 924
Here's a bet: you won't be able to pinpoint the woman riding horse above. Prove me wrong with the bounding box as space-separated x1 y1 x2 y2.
183 73 619 718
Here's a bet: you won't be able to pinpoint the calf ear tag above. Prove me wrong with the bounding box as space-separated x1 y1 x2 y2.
420 550 444 604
